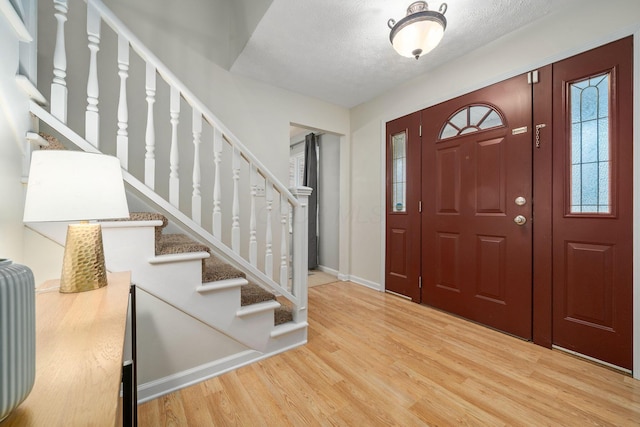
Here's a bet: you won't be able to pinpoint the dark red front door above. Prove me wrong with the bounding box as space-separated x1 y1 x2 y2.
551 37 633 369
384 37 634 370
421 73 533 339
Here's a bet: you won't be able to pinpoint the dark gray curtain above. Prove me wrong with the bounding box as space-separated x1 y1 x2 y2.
303 133 318 270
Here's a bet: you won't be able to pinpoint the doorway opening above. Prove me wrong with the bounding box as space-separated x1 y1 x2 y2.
290 125 340 286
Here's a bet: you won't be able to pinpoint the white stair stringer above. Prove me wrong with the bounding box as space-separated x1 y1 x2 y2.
100 219 304 352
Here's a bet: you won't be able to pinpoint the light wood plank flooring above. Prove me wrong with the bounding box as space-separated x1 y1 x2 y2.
138 281 640 426
307 270 338 287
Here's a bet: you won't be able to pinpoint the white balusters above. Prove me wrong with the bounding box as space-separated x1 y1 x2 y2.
51 0 68 123
169 87 180 207
116 34 129 168
212 128 222 239
280 193 289 289
85 1 101 146
231 146 241 253
265 183 274 279
249 165 258 267
144 63 156 189
191 109 202 225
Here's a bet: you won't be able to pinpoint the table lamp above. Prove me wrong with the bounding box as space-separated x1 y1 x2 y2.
23 150 129 293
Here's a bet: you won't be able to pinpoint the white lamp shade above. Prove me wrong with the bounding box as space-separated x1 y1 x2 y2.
392 19 445 58
23 151 129 222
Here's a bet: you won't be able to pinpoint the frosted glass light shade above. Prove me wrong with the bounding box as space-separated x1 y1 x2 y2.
388 2 447 59
392 19 444 58
23 151 129 222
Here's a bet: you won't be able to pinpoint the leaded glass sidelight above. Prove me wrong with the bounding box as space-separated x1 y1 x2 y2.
569 73 611 214
439 104 504 140
392 132 407 212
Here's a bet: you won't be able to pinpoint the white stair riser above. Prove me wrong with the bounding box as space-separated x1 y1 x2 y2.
102 226 157 269
264 328 308 354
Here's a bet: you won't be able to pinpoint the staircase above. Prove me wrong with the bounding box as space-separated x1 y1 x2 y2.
21 0 311 400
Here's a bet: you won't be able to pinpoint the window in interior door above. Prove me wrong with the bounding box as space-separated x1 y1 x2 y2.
392 132 407 212
439 104 504 140
569 72 611 214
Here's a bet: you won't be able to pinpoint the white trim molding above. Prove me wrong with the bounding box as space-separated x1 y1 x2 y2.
345 274 383 292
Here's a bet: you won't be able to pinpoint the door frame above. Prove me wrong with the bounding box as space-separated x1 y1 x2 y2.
379 29 640 379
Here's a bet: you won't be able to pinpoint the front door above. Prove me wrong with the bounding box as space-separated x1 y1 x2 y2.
385 112 421 301
550 37 633 369
421 74 533 339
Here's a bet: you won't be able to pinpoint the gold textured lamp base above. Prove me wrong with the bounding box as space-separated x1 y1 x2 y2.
60 222 108 293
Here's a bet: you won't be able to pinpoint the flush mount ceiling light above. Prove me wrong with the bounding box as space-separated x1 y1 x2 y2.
388 1 448 60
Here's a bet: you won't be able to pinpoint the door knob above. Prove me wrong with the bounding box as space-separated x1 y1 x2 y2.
514 215 527 226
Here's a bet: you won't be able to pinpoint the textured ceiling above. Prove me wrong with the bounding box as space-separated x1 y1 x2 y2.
230 0 581 108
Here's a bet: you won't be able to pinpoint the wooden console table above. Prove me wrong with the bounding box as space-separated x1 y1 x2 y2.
2 271 133 426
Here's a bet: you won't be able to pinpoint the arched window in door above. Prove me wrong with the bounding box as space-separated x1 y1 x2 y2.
439 104 505 140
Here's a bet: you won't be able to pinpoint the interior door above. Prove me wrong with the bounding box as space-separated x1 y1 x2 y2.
551 37 633 370
421 74 533 339
385 112 421 301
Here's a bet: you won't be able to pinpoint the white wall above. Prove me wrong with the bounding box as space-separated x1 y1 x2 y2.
103 0 273 71
135 288 248 386
318 134 340 272
0 9 32 271
348 0 640 288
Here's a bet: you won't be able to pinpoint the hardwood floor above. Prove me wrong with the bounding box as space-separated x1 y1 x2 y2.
138 282 640 426
307 270 338 287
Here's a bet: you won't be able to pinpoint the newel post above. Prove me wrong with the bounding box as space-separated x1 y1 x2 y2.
290 186 312 323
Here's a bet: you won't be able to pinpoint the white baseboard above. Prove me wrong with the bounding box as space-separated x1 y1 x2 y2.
317 265 339 276
342 274 383 292
137 339 308 403
137 350 260 403
337 273 350 282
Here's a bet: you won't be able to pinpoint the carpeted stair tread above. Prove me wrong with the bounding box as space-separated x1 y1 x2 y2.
274 306 293 325
203 256 245 282
128 212 169 227
241 283 277 306
39 132 66 150
241 284 293 325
